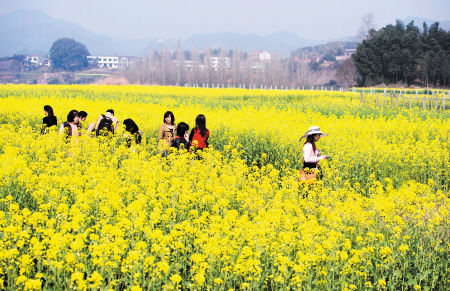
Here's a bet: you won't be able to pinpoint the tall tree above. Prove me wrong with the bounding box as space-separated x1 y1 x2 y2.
353 20 450 87
49 38 90 71
175 40 185 86
190 46 201 86
231 49 242 86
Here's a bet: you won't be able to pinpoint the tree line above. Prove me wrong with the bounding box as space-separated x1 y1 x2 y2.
353 21 450 87
122 46 318 88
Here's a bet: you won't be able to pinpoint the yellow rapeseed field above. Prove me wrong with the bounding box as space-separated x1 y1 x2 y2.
0 85 448 290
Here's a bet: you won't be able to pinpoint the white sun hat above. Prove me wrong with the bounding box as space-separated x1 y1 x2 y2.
300 126 328 139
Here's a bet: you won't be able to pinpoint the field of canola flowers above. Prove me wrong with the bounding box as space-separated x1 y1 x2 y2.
0 85 448 290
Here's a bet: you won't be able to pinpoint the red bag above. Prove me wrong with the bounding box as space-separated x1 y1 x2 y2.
300 168 317 182
191 128 209 149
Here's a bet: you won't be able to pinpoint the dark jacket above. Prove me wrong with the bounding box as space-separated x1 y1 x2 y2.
172 136 189 150
43 116 57 127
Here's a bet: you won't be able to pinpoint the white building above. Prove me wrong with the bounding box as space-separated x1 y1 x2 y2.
336 49 357 62
248 51 271 62
206 56 231 71
344 49 357 57
181 60 202 72
87 56 132 69
173 60 201 72
247 51 271 70
26 55 42 66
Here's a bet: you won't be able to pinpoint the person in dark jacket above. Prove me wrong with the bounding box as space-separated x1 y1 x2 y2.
42 105 57 133
172 122 189 150
123 118 142 147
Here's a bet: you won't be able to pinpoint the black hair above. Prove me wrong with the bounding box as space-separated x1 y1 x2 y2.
305 134 318 152
79 111 88 119
163 111 175 125
44 105 54 118
67 110 79 123
123 118 139 134
176 122 189 137
106 109 114 115
195 114 207 137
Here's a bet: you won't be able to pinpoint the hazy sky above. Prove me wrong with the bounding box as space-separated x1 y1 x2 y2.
1 0 449 41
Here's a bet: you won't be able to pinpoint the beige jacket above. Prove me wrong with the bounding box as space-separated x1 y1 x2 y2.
158 124 177 146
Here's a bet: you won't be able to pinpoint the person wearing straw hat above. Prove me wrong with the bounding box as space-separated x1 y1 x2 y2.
300 126 330 181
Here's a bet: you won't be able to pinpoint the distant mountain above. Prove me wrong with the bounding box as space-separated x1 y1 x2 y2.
0 9 321 57
0 9 157 57
402 16 450 31
182 31 319 56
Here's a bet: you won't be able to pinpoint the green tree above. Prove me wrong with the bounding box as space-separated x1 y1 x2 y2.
353 20 450 87
49 38 90 71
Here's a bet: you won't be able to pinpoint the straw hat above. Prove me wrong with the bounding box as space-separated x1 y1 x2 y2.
300 126 328 139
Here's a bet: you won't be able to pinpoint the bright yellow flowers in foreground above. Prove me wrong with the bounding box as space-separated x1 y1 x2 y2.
0 85 448 290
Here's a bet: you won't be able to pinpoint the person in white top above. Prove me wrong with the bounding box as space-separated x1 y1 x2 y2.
300 126 330 175
59 110 80 136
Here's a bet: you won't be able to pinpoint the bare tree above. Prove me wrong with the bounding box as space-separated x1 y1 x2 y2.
160 47 170 85
191 46 200 86
175 40 185 85
204 48 212 86
295 54 313 87
231 49 242 86
336 58 357 87
358 13 376 40
269 52 283 87
217 47 227 85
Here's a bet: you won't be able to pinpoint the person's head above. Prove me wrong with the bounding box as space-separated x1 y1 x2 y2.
306 134 320 148
106 109 114 116
195 114 207 137
78 111 88 122
163 111 175 125
123 118 139 134
44 105 54 117
177 122 189 137
67 110 79 124
301 126 327 151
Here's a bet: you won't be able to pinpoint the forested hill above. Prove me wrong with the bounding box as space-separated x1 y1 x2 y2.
353 20 450 87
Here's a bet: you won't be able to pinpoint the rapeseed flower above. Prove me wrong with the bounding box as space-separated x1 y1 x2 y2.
0 84 447 290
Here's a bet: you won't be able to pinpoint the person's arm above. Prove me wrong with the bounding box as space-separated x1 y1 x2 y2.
41 117 47 134
173 125 177 140
137 131 142 144
158 125 164 141
205 130 210 146
172 138 180 149
112 116 119 131
59 123 65 134
87 122 96 132
303 143 326 163
94 115 103 131
189 128 195 143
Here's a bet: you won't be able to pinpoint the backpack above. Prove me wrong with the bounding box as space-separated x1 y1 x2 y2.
63 122 73 136
63 122 81 136
96 114 114 136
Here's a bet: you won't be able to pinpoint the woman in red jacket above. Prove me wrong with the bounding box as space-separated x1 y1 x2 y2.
189 114 209 150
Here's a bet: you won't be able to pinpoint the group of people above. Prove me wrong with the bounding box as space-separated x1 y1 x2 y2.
42 105 329 180
41 106 210 151
157 111 209 152
42 105 141 146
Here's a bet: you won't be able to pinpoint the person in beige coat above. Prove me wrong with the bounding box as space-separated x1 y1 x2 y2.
158 111 177 152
